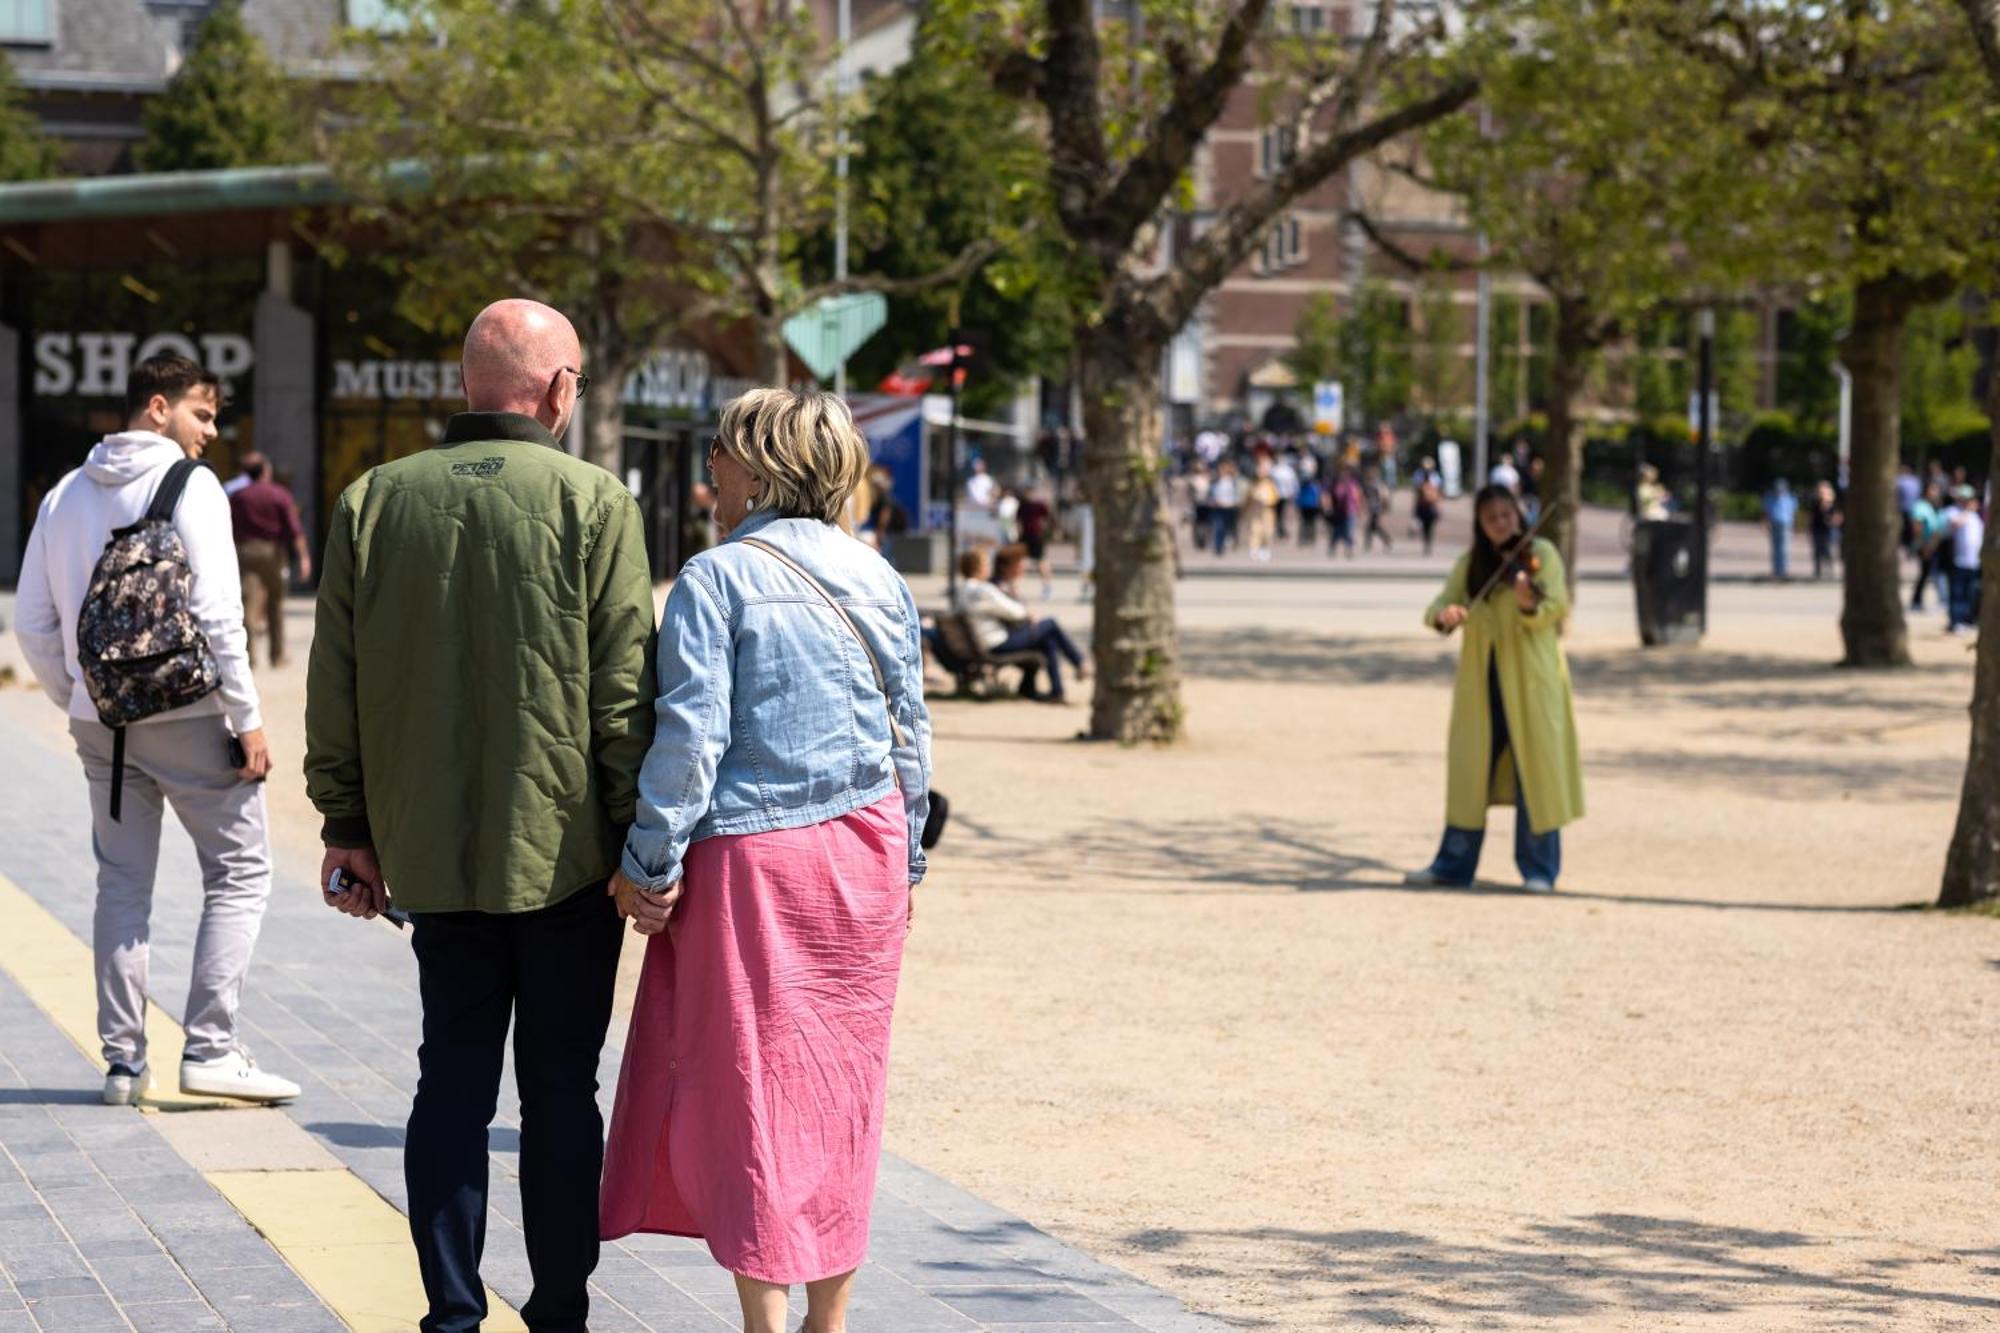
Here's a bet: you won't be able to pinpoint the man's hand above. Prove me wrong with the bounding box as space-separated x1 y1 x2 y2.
609 868 679 936
295 552 313 584
321 845 388 920
1436 604 1469 632
235 728 272 781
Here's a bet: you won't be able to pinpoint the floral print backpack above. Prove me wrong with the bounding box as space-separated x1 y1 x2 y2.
75 458 221 818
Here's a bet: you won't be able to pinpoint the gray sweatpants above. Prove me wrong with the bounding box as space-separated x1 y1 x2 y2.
68 716 272 1067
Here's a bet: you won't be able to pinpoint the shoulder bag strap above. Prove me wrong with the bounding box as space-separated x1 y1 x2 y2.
736 537 911 750
145 458 202 524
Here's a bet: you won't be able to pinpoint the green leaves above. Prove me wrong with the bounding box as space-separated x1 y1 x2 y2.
835 20 1075 404
0 52 57 182
135 0 305 172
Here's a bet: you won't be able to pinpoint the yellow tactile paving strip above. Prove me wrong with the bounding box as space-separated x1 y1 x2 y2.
0 868 225 1110
0 871 525 1331
210 1169 526 1333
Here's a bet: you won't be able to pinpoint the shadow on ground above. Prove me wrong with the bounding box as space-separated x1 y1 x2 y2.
1177 627 1964 703
1118 1213 2000 1327
954 814 1909 914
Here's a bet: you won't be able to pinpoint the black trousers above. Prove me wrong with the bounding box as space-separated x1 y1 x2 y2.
406 882 622 1333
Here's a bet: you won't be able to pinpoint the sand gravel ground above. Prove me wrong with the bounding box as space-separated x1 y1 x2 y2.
4 554 1994 1332
884 572 2000 1331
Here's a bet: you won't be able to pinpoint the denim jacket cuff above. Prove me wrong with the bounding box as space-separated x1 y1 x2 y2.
621 844 682 894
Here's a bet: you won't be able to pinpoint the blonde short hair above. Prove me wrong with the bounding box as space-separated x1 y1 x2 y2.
715 387 871 525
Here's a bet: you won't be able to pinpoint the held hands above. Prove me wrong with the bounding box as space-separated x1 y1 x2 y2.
320 845 388 920
1435 604 1469 633
610 868 681 936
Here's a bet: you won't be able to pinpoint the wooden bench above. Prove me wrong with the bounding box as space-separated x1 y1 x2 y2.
926 611 1043 697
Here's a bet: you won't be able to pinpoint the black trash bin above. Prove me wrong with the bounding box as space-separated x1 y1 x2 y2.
1631 520 1704 646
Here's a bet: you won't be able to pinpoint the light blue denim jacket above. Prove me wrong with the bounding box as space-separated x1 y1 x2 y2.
621 509 932 890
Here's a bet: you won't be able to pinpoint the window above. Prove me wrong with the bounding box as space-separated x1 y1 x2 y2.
1259 126 1297 178
345 0 410 33
1290 5 1328 35
1254 215 1307 276
0 0 51 44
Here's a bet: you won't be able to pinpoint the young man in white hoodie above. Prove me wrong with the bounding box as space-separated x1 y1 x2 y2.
15 354 299 1106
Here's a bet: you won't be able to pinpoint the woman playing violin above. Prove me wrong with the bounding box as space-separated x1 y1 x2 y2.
1408 485 1583 892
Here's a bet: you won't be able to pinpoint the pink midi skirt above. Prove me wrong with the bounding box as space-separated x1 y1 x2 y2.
598 793 909 1283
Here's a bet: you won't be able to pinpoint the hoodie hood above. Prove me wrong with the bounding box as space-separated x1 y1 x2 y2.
83 431 187 487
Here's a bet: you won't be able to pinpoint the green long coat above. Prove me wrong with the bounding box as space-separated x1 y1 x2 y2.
1423 538 1584 834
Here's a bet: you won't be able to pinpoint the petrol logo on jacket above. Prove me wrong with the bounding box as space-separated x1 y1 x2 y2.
449 458 506 478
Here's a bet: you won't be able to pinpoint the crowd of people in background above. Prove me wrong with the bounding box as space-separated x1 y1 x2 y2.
962 422 1993 645
1163 430 1527 562
1762 460 1989 634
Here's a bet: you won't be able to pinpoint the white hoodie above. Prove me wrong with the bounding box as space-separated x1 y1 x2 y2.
14 432 261 733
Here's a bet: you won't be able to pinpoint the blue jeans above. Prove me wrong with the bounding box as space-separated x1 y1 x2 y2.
1210 508 1238 555
996 618 1085 698
1426 658 1562 886
1770 527 1790 579
1949 564 1981 630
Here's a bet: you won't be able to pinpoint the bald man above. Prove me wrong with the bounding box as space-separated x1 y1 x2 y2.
305 299 657 1332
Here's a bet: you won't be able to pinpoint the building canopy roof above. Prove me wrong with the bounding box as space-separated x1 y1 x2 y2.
0 162 428 226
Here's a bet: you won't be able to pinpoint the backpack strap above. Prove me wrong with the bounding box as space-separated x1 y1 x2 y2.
109 726 126 823
144 459 202 524
736 537 911 751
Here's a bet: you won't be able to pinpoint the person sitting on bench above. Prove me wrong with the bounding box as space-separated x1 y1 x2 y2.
950 548 1088 703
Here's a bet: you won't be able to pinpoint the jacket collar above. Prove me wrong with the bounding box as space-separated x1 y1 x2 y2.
723 507 786 544
441 412 560 449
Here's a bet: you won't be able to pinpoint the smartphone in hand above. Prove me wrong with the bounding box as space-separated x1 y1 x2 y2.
326 868 411 930
226 735 265 782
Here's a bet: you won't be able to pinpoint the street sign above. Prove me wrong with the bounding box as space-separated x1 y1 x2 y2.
1687 390 1721 439
1313 380 1344 434
782 293 888 381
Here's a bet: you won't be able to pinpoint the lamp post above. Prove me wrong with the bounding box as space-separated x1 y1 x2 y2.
945 329 965 596
1472 101 1493 487
1694 307 1714 634
832 0 851 397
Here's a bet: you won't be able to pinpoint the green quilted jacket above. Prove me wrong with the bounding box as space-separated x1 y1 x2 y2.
305 412 658 914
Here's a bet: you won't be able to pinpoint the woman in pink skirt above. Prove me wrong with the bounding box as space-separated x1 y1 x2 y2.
603 387 932 1333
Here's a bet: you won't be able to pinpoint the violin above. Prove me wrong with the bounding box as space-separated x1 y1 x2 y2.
1435 502 1561 636
1495 537 1544 603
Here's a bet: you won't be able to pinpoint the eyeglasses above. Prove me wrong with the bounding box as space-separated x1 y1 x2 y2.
707 435 724 469
555 366 589 398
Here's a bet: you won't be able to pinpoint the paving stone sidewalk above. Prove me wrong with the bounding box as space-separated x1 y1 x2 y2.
0 712 1226 1333
0 965 340 1332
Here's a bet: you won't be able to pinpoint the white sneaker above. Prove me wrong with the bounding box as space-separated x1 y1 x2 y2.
1403 868 1451 887
103 1063 149 1107
1522 876 1555 893
180 1050 300 1103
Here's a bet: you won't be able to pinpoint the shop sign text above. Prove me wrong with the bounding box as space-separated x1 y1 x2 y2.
34 332 254 397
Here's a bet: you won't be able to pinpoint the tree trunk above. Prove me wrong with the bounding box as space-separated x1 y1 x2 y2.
1835 276 1913 667
1078 323 1182 743
579 348 633 473
755 308 787 385
1539 294 1592 594
1938 365 2000 906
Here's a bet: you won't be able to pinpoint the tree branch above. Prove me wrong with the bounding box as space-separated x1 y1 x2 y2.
787 236 1005 317
1037 0 1113 237
1146 74 1479 339
1090 0 1274 255
596 0 762 166
1344 209 1475 274
1958 0 2000 98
